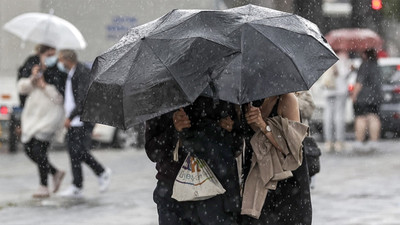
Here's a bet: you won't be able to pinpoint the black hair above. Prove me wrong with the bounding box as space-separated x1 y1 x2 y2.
365 48 377 61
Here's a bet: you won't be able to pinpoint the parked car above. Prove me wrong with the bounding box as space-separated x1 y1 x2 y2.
91 123 145 149
310 57 400 139
377 59 400 138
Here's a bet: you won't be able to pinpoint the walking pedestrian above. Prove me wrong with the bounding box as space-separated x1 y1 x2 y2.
145 96 242 225
57 50 111 198
17 45 66 198
321 51 352 152
241 93 312 225
351 48 383 152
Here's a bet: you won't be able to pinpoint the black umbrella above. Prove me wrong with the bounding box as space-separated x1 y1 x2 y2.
82 4 337 129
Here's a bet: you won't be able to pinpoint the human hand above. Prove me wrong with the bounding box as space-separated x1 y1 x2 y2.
64 118 71 129
219 116 234 132
35 76 46 89
173 108 191 132
31 65 43 80
245 104 266 131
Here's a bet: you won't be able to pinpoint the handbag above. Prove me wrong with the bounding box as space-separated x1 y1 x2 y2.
303 136 321 177
171 153 226 202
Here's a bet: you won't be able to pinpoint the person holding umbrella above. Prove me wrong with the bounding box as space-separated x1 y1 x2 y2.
241 93 312 225
17 45 67 198
57 50 111 198
145 96 242 225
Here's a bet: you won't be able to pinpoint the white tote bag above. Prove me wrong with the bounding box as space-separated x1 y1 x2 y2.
172 154 226 202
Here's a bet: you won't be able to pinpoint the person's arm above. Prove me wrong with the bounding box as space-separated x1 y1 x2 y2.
145 113 177 163
278 93 300 122
351 82 362 103
352 62 367 103
246 93 300 153
17 78 34 95
245 102 284 153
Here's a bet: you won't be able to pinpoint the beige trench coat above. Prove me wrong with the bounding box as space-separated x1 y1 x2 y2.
241 116 309 219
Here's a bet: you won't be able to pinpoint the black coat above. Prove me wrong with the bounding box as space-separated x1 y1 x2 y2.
145 96 242 213
68 63 91 121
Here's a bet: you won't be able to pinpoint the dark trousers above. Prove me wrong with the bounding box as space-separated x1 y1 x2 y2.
24 138 57 186
153 181 239 225
66 126 104 188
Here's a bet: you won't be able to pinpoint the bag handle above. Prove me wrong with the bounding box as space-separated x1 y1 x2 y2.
173 139 180 162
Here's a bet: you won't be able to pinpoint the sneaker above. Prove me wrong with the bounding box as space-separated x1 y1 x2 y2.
352 141 365 152
59 185 83 198
98 168 112 193
52 170 65 193
367 141 379 152
324 141 334 152
32 185 50 198
334 142 345 152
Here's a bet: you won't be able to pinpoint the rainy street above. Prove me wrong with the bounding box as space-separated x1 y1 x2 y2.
1 0 400 225
0 141 399 225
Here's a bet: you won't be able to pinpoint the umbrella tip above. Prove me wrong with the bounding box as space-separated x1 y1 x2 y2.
49 8 54 15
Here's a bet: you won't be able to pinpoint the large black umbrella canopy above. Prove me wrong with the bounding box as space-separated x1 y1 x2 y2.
82 4 337 129
201 5 338 104
83 9 239 129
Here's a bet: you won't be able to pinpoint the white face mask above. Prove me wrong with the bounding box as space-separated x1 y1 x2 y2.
57 61 68 73
44 55 57 67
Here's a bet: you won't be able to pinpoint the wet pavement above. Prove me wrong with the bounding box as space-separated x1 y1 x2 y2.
0 140 399 225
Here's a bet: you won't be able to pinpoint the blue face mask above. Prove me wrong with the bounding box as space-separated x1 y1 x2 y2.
44 55 57 67
57 62 68 73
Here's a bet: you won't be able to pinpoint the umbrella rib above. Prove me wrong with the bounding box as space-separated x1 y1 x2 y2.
250 15 317 39
21 17 49 41
147 11 201 37
248 24 309 88
249 24 336 88
141 39 192 101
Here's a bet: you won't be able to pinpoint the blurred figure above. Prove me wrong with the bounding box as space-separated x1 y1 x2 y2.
351 48 383 152
9 45 61 153
296 91 316 123
57 50 111 198
296 91 321 189
17 45 66 198
321 51 352 152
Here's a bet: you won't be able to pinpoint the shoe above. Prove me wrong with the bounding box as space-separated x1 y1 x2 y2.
366 141 379 152
334 142 345 152
352 141 364 152
59 185 83 198
98 168 112 193
32 185 50 198
324 142 334 152
52 170 65 193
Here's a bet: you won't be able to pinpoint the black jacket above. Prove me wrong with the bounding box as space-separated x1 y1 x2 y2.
68 62 91 121
145 97 242 213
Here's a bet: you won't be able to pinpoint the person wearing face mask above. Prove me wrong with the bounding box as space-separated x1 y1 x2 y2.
57 49 111 198
17 45 67 106
16 45 68 198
